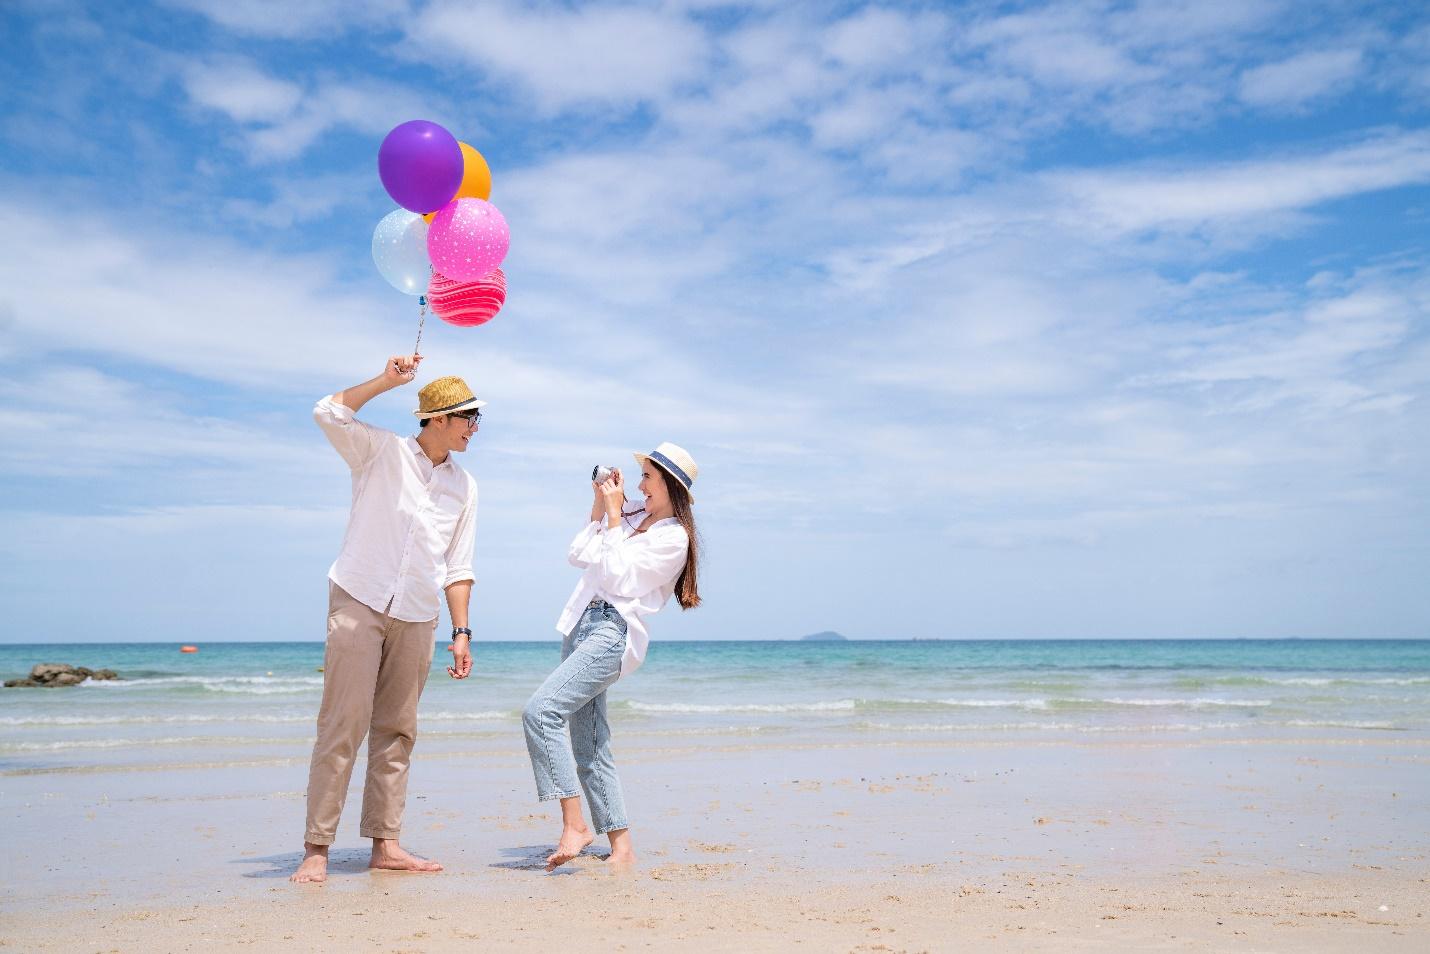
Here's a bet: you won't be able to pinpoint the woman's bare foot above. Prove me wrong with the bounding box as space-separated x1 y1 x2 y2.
290 843 329 883
545 824 594 871
369 838 443 873
606 828 635 868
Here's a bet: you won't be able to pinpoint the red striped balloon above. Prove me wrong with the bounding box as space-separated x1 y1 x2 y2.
427 268 506 327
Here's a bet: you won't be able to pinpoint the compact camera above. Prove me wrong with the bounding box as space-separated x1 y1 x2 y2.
592 465 619 483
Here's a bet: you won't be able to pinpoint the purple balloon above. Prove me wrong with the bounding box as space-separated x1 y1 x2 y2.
378 120 463 214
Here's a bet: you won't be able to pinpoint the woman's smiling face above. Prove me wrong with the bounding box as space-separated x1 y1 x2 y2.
638 463 669 514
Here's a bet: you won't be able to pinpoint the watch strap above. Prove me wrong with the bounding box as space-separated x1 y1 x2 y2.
451 627 472 639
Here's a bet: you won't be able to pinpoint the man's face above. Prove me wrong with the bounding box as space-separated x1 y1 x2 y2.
436 410 479 453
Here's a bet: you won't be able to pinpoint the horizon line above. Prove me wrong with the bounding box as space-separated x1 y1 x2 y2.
2 636 1428 646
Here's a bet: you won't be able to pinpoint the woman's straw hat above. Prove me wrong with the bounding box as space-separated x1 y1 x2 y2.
634 442 698 502
413 376 486 419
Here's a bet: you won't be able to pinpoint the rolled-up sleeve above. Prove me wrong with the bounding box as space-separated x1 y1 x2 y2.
443 484 478 588
567 521 607 568
589 526 688 598
314 395 383 470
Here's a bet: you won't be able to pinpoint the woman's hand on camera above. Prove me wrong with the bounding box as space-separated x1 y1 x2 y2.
599 472 625 526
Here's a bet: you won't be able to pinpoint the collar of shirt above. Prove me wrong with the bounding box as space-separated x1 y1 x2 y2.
637 517 680 534
622 510 680 534
407 436 453 479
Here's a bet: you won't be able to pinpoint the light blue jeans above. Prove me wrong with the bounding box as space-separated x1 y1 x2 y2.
522 600 629 834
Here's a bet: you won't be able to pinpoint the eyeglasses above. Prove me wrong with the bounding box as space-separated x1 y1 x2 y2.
453 410 481 430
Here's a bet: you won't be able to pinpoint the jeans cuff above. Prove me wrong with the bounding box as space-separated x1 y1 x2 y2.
594 821 628 835
537 791 581 802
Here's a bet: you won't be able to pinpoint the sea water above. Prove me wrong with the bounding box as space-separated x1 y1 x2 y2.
2 639 1427 774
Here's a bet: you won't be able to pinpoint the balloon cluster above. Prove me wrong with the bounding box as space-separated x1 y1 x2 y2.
370 120 509 330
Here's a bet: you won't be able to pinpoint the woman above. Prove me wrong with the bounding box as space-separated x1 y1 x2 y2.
522 442 701 871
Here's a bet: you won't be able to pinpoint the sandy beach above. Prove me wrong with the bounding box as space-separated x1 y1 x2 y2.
2 730 1426 952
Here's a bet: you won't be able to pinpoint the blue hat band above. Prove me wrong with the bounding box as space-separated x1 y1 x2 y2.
648 450 693 490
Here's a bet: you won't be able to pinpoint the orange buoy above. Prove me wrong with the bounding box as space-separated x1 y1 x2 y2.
180 645 199 653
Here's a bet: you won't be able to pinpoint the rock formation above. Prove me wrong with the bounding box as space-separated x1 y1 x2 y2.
3 663 119 688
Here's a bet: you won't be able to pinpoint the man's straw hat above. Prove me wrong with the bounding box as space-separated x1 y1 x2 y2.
413 376 486 419
634 442 698 502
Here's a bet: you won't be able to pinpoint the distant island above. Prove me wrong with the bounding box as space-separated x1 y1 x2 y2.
800 631 848 641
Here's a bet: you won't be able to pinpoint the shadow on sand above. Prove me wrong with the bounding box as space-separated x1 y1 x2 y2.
233 848 374 879
488 844 607 874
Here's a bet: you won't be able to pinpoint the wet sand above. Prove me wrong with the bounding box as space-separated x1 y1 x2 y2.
1 735 1427 951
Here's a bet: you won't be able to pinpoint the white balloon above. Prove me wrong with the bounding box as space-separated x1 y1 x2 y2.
371 209 430 295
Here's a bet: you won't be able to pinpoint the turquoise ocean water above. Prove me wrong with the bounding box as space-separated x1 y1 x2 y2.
3 639 1428 774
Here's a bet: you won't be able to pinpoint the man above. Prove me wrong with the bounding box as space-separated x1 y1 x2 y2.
291 354 482 884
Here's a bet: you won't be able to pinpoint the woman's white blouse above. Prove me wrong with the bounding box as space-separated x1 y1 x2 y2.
556 512 689 676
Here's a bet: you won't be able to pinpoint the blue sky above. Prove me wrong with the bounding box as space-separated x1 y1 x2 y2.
1 0 1427 643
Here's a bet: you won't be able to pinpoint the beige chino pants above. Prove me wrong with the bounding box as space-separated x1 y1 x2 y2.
303 582 437 845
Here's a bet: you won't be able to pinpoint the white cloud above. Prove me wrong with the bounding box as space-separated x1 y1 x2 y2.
869 126 993 185
840 249 1154 400
947 74 1033 110
159 0 408 39
967 10 1156 89
1112 0 1283 48
1011 28 1150 88
180 58 302 122
1239 48 1364 109
404 1 710 112
823 6 929 70
1050 131 1430 234
1131 281 1420 414
244 78 450 161
808 86 922 150
946 0 1286 134
0 367 317 479
664 23 832 137
219 172 373 228
177 56 452 162
0 199 388 386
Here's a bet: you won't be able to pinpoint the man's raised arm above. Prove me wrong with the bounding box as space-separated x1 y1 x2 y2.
314 354 422 470
333 354 423 412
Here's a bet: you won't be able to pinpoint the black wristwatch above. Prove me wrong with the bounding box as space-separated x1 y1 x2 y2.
451 627 472 640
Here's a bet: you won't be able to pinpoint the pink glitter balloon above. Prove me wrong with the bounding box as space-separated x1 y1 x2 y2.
428 268 507 327
426 198 509 282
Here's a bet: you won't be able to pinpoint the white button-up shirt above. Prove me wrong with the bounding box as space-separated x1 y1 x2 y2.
556 511 689 676
314 396 477 623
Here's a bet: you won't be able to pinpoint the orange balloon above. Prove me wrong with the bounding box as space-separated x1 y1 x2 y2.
423 145 490 222
456 142 492 201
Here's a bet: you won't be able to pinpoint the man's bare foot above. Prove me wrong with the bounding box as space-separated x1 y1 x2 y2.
290 843 329 884
369 838 443 873
545 825 594 871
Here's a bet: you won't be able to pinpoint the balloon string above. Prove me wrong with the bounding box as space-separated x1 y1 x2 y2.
413 263 432 358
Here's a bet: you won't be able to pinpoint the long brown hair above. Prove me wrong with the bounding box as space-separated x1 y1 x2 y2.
660 468 701 609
